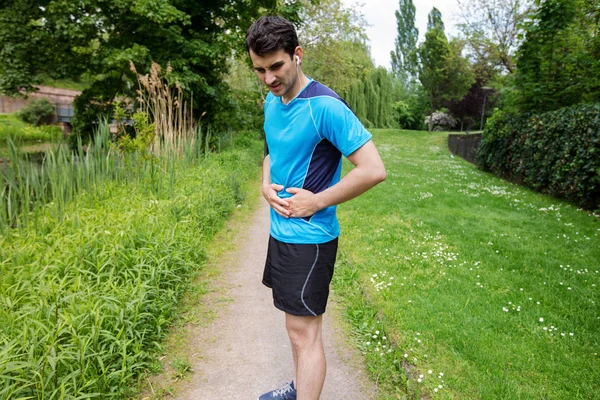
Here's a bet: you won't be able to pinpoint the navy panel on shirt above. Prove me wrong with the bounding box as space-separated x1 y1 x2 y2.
302 139 341 195
298 81 354 112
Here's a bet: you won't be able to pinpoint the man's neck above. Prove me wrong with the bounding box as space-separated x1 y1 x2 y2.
282 72 309 104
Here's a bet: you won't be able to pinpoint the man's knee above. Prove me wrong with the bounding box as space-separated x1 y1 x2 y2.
285 314 322 347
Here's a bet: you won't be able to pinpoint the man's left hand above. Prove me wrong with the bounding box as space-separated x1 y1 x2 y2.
285 187 320 218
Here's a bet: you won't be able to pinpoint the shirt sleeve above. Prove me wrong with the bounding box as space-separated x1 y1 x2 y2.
317 97 372 157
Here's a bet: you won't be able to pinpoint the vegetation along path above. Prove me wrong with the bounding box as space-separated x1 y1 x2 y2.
149 197 377 399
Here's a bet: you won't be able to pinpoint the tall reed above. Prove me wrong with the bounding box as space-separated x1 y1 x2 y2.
0 124 118 233
0 61 210 233
129 61 204 158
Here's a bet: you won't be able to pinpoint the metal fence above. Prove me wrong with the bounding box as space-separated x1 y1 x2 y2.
447 133 482 164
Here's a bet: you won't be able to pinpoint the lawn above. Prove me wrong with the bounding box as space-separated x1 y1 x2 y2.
333 130 599 399
0 113 63 146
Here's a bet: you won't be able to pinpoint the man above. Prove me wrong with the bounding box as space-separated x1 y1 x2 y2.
246 16 386 400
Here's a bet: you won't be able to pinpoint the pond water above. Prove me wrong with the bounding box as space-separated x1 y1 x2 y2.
0 141 68 164
0 140 67 154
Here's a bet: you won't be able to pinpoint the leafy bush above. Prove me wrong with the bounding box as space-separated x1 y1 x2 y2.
424 111 458 131
476 103 600 210
0 113 63 142
393 101 416 129
16 97 56 126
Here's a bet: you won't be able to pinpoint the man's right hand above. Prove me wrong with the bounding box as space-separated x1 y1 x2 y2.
262 183 291 218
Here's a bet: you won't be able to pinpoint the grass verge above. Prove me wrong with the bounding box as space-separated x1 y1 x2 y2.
0 132 263 398
136 178 262 399
333 129 599 399
0 113 63 144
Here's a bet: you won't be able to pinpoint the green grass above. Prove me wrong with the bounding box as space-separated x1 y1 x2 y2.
0 113 63 144
37 75 90 92
0 128 263 398
333 129 600 399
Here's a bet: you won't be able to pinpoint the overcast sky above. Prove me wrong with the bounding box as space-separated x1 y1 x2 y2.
340 0 461 69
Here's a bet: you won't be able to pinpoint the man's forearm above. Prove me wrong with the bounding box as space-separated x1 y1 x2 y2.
314 164 385 210
262 155 271 186
314 140 386 209
285 140 386 218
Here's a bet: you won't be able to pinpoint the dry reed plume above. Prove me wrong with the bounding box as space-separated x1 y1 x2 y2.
129 61 199 156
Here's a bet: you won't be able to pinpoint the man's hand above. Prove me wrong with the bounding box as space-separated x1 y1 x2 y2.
262 183 291 218
285 187 320 218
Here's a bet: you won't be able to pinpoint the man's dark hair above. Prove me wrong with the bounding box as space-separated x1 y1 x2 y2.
246 16 299 58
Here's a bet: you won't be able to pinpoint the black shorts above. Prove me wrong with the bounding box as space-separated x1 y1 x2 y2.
263 235 338 316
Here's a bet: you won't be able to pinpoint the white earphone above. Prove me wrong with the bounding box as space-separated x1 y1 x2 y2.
295 55 300 65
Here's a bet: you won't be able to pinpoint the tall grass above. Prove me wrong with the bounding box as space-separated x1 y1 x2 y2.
0 140 262 398
0 60 215 234
0 114 63 143
129 61 199 157
0 123 120 233
0 60 264 398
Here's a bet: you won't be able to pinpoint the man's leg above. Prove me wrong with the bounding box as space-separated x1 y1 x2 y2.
285 313 325 400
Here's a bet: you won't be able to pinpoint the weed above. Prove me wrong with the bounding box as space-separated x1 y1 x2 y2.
170 359 192 380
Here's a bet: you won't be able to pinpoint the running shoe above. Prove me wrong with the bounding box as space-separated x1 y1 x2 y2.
258 381 296 400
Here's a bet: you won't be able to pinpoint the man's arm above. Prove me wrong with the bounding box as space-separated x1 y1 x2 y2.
261 155 291 218
285 140 386 218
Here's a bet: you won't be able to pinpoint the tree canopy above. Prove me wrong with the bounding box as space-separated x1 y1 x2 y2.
427 7 445 32
0 0 306 137
419 21 474 131
457 0 532 75
298 0 373 94
390 0 419 80
513 0 600 112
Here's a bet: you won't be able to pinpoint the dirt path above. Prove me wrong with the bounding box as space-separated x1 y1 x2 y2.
174 197 376 400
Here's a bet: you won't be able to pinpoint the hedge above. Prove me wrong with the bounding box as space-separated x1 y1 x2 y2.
476 103 600 210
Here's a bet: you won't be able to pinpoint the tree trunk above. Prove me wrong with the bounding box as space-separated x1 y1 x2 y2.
428 109 433 133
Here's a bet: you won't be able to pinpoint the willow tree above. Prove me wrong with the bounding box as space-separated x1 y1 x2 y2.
297 0 373 94
345 68 396 128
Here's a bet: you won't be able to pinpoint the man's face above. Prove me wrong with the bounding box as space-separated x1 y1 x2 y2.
249 48 299 101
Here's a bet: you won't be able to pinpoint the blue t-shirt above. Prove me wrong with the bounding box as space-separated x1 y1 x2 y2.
264 79 372 244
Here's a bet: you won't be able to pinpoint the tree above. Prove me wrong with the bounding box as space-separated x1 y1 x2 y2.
513 0 600 112
390 0 419 80
418 25 474 131
393 86 429 129
0 0 305 139
427 7 445 32
297 0 373 94
344 68 397 129
445 84 497 131
457 0 533 75
346 80 368 123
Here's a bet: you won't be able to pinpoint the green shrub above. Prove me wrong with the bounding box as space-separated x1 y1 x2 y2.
16 97 56 126
476 103 600 210
0 113 63 142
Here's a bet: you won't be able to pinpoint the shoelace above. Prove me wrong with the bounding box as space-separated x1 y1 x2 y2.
273 382 294 396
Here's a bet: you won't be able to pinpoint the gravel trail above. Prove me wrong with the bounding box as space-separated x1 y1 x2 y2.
175 197 376 400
